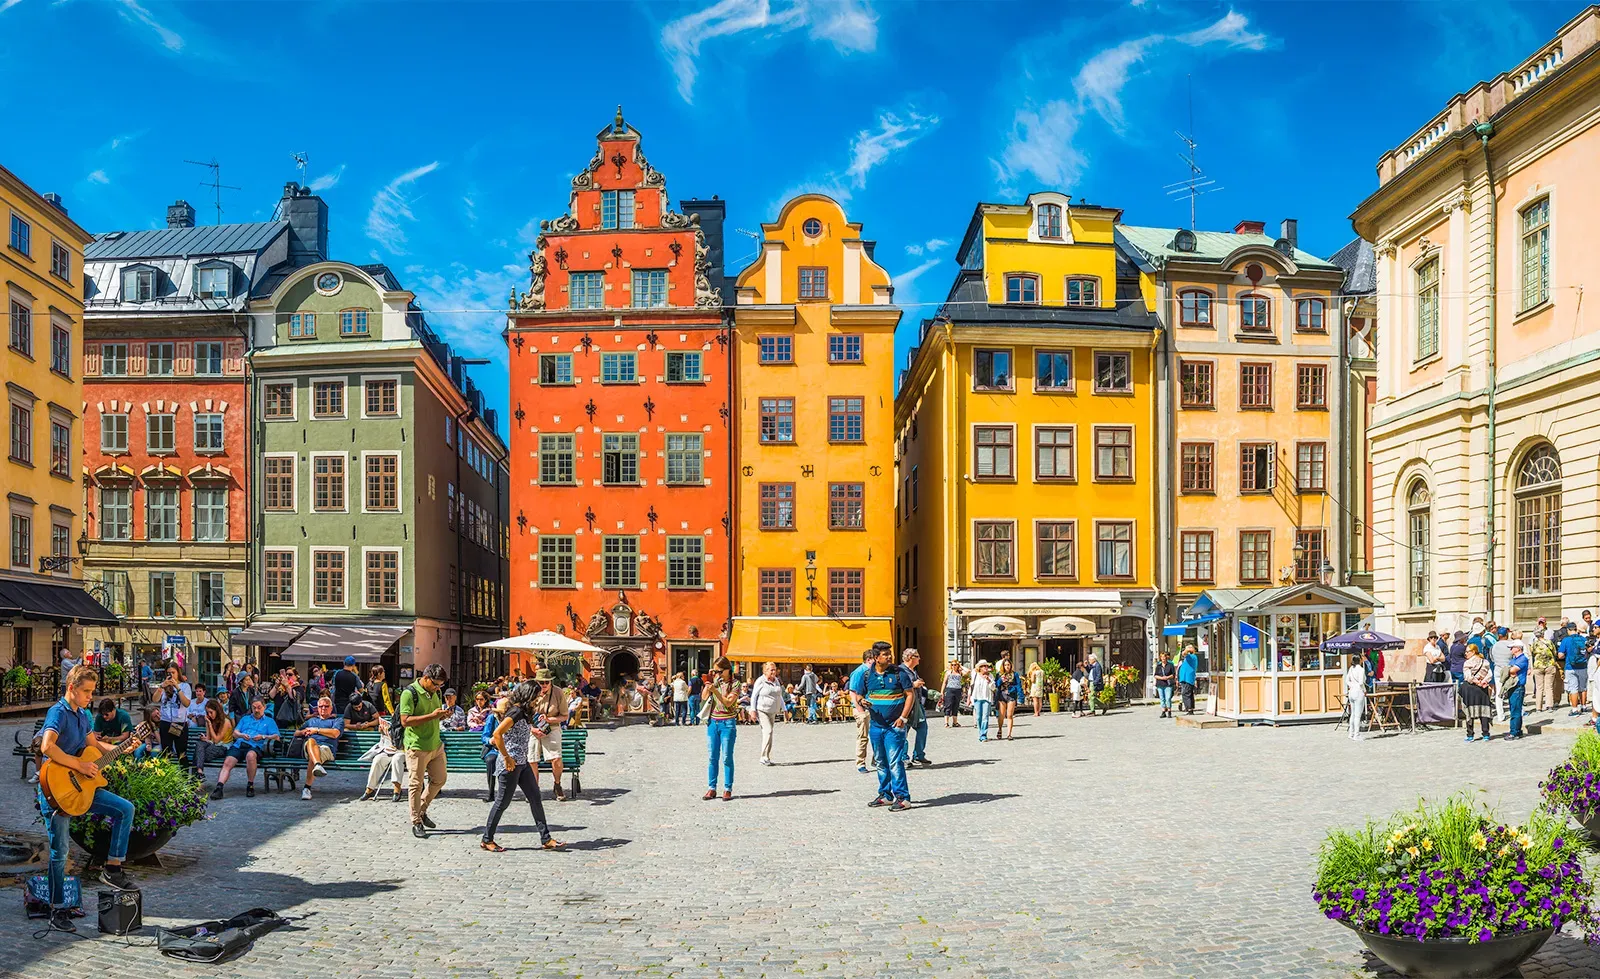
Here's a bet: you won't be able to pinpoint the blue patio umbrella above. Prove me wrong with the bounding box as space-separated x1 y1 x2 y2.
1319 629 1406 652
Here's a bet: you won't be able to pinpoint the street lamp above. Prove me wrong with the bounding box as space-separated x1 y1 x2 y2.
804 550 817 602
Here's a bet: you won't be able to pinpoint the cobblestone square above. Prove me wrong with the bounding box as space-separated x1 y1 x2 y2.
2 710 1595 978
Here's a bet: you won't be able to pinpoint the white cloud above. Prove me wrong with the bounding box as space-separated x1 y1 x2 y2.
661 0 876 104
1176 9 1268 49
994 99 1088 191
462 196 477 224
308 164 345 192
1074 36 1161 128
846 109 938 187
905 237 949 257
115 0 183 52
87 169 109 185
0 0 24 13
365 162 439 254
892 257 941 291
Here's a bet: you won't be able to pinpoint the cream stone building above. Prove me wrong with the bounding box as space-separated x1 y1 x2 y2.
1354 7 1600 635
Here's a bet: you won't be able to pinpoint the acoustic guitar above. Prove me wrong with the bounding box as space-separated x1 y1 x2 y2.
38 721 157 816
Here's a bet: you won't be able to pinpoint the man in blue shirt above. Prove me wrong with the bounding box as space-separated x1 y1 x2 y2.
848 649 878 773
1177 645 1200 715
850 642 914 811
1505 638 1530 740
37 665 138 932
215 697 279 799
1561 623 1589 716
295 696 344 801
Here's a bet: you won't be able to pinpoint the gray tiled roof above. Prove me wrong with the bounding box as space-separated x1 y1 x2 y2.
1117 224 1340 270
85 221 288 260
936 268 1160 332
1329 237 1376 295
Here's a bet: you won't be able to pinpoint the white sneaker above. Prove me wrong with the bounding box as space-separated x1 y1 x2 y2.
313 763 328 778
301 787 312 801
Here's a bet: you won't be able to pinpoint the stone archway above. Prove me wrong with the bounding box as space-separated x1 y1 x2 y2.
606 648 641 687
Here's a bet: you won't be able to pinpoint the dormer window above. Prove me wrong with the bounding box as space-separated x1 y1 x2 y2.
195 264 230 299
122 267 157 302
1004 273 1039 305
1172 229 1197 253
1037 203 1063 239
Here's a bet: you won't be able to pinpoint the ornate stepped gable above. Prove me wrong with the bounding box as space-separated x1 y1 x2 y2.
513 107 721 312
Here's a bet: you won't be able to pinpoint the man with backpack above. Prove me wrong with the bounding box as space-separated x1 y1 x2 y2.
399 663 450 838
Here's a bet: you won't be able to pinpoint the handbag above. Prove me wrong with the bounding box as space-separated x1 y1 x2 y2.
697 695 714 721
24 874 82 918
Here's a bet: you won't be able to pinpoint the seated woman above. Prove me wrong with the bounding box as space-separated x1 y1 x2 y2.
200 700 235 767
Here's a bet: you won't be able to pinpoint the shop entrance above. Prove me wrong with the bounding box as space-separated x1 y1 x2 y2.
1043 637 1084 671
974 638 1015 666
606 650 641 687
672 644 714 680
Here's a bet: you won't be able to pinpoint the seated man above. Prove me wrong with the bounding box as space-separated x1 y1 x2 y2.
93 698 134 739
214 697 279 799
295 696 344 801
344 690 381 731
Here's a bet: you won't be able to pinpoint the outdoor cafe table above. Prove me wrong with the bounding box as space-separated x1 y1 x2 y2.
1366 683 1416 734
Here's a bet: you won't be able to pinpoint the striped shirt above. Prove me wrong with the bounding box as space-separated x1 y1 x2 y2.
706 680 740 721
851 665 912 726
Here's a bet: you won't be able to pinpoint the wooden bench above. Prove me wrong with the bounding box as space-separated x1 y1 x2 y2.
190 726 306 792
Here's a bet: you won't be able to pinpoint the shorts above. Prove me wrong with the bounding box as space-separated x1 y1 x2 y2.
1567 668 1589 692
306 741 336 764
226 742 259 763
533 727 562 760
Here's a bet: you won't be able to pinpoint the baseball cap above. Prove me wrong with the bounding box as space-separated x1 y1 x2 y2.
343 655 357 666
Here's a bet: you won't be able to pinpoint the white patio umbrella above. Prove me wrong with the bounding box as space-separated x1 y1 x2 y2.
475 630 602 660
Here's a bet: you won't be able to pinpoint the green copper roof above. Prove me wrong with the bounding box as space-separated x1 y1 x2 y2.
1117 224 1340 270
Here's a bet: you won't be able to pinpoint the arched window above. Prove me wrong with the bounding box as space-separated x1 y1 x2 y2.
1514 444 1562 596
1406 481 1430 608
1178 289 1212 326
1036 203 1062 239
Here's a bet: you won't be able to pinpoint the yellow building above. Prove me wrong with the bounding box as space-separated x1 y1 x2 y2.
896 196 1161 676
727 195 898 674
1 164 115 674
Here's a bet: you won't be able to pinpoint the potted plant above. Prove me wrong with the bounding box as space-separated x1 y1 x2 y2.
69 753 210 866
1540 728 1600 843
1095 665 1141 714
1040 660 1065 712
1313 794 1599 978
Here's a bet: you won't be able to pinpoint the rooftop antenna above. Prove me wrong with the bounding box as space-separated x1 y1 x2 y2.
734 228 762 263
292 152 310 184
1163 75 1223 229
184 158 240 225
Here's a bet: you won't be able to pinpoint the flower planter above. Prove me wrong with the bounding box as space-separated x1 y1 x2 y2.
1048 693 1059 712
1580 812 1600 848
70 825 177 868
1343 922 1553 979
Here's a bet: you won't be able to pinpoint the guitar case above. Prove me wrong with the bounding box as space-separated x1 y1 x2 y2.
155 907 290 962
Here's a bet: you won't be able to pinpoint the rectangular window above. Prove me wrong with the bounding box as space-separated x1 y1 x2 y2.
1034 426 1075 481
1295 364 1327 409
193 413 224 452
1240 441 1276 493
101 413 127 453
1238 295 1271 333
1180 442 1214 493
1179 290 1212 326
312 380 345 418
601 190 635 230
828 482 864 530
10 213 31 254
145 487 178 541
569 271 605 309
50 324 69 376
288 312 316 338
365 550 400 607
48 419 69 477
1294 529 1325 582
50 241 70 280
757 335 792 364
631 269 668 308
1180 531 1214 584
1037 521 1075 578
1036 204 1062 238
196 571 225 619
193 341 223 375
1093 351 1131 394
911 466 919 510
99 487 131 540
7 300 30 357
314 455 346 510
600 351 637 383
1239 362 1272 409
9 513 29 569
538 536 575 587
602 433 639 485
759 398 794 443
601 536 639 588
828 334 863 363
1179 360 1214 408
365 378 398 416
196 266 230 298
667 536 704 588
364 454 399 510
313 550 346 606
1095 521 1134 579
665 350 702 382
264 550 295 605
1416 258 1440 360
759 483 795 530
973 349 1012 391
539 353 573 385
828 568 863 615
264 383 295 419
1004 274 1038 304
1065 277 1098 306
124 269 155 302
975 521 1014 578
1035 350 1073 391
146 413 174 453
339 309 369 336
1296 298 1326 333
264 457 295 510
1296 442 1327 493
194 486 227 540
827 396 864 442
1093 426 1133 481
149 572 176 618
9 403 30 463
50 523 69 567
1521 198 1550 311
539 434 574 485
798 267 828 299
759 568 794 614
973 426 1013 480
100 343 128 376
665 433 703 484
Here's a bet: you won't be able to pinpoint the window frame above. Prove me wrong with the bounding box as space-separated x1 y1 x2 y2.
1036 203 1063 239
1294 528 1326 583
9 511 30 570
48 417 70 477
1179 441 1215 494
362 547 402 609
601 535 640 589
1407 480 1431 609
1415 256 1440 361
972 424 1015 482
49 322 70 377
828 334 863 364
758 568 795 615
1295 441 1327 493
1034 349 1074 393
827 481 865 531
311 452 348 512
758 397 795 444
339 308 370 336
194 264 231 300
100 412 128 454
826 396 864 444
1003 273 1040 306
362 452 401 513
263 382 296 421
8 212 30 255
1295 297 1327 333
798 267 828 300
148 571 177 618
193 485 228 541
601 432 641 486
8 401 31 465
666 535 705 589
99 485 132 541
193 340 224 376
100 342 128 376
664 432 704 485
758 482 796 530
538 433 576 486
263 548 296 606
145 341 175 376
7 298 31 358
972 348 1014 392
538 353 574 385
1238 529 1273 585
600 189 635 230
827 568 864 616
1091 424 1134 482
1237 294 1272 335
1239 441 1277 494
311 378 347 419
538 535 576 587
362 375 401 418
630 268 669 309
1092 350 1132 395
144 485 179 542
145 412 175 454
599 351 638 384
569 270 606 310
1238 361 1273 411
1177 289 1213 327
1093 519 1136 581
50 240 70 281
1035 519 1077 580
1064 276 1100 307
193 412 224 453
1178 358 1214 409
1179 529 1215 585
1033 425 1076 482
1295 363 1328 410
1520 197 1551 312
757 335 794 364
263 454 297 512
665 350 703 383
287 311 317 339
973 519 1016 581
311 547 348 608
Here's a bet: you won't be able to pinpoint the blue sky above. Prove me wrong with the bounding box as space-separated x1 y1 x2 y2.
0 0 1577 430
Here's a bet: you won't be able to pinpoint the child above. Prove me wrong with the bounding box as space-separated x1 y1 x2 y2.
1070 668 1086 717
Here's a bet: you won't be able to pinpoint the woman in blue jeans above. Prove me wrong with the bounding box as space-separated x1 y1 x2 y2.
967 660 996 742
703 658 739 800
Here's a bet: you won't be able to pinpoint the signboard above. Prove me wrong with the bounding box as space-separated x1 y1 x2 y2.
165 635 187 646
400 644 414 654
1239 621 1262 656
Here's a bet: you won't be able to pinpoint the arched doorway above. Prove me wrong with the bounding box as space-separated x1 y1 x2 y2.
606 649 641 687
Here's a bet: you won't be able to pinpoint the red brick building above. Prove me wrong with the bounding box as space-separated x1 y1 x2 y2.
506 110 729 692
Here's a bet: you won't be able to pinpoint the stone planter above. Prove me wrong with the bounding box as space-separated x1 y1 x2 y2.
70 824 177 868
1343 922 1553 979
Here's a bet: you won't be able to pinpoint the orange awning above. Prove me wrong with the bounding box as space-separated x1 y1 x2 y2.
726 617 892 665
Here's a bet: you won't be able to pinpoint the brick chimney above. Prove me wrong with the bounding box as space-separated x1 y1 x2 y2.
167 200 196 229
1233 219 1266 235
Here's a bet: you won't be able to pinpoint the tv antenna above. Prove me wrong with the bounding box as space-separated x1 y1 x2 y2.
292 152 310 184
1163 75 1222 229
733 228 762 263
184 158 240 225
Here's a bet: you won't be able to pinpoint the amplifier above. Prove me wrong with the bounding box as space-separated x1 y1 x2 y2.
97 888 142 935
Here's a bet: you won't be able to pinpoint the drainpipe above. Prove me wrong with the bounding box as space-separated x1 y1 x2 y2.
1476 121 1498 619
234 311 254 672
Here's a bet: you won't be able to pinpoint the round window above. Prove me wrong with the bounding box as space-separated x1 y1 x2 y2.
314 271 342 295
802 218 822 238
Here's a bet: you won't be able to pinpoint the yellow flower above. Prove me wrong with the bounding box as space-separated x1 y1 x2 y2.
1406 846 1421 858
1471 832 1488 851
1421 838 1433 851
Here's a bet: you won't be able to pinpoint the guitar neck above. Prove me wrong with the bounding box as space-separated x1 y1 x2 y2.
94 728 147 767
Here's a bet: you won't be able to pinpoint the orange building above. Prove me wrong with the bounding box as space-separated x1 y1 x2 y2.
506 109 729 691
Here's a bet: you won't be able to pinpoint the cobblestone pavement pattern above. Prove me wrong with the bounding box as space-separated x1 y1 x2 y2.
1 709 1596 978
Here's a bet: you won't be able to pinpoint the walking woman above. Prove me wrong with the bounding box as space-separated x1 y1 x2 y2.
703 657 739 799
482 682 564 852
1461 643 1494 742
1027 661 1045 718
941 660 965 728
996 658 1022 739
968 660 996 742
